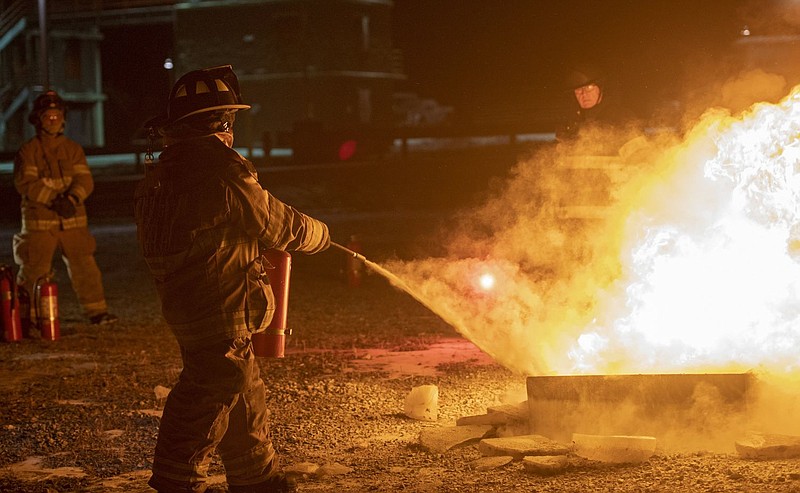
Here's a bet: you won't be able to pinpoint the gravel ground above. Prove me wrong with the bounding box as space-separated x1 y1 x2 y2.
2 153 800 492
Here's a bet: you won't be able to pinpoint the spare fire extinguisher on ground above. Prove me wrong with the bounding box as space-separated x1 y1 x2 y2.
252 249 291 358
1 264 23 342
34 272 59 341
344 234 365 288
17 285 31 338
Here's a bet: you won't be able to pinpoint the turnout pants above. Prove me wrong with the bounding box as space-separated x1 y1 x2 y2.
148 337 278 493
13 227 108 317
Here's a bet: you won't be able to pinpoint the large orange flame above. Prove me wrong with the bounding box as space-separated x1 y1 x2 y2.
385 84 800 378
576 86 800 375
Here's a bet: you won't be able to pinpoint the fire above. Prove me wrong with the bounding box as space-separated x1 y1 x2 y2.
384 83 800 378
573 86 800 374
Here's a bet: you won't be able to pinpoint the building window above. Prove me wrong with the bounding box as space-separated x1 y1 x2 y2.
65 39 81 81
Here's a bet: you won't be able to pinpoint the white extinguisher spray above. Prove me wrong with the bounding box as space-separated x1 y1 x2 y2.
34 272 59 341
252 250 291 358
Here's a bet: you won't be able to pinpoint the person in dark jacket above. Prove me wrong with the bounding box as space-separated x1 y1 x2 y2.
134 65 330 493
556 63 638 152
13 90 118 326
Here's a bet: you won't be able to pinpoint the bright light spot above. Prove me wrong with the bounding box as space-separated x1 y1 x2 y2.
163 58 174 70
740 25 751 36
478 273 495 290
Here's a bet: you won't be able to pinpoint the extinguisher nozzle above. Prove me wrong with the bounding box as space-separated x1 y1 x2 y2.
331 242 367 262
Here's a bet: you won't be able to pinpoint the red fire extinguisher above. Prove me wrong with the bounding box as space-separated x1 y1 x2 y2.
1 265 23 342
252 249 291 358
17 285 31 338
345 234 365 288
34 273 59 341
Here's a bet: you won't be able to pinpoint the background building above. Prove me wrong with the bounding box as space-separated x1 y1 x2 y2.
1 1 797 160
0 0 406 162
0 0 106 151
174 0 405 162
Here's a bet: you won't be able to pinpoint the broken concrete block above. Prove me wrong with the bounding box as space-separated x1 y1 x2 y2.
315 463 353 476
459 401 530 426
470 456 513 471
459 402 530 436
404 384 438 421
487 401 529 421
154 385 171 400
284 462 319 476
478 434 570 460
572 433 656 463
522 455 568 475
456 412 510 427
419 424 494 454
735 432 800 459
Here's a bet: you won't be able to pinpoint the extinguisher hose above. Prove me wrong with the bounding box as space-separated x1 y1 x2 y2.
331 242 368 263
32 273 52 323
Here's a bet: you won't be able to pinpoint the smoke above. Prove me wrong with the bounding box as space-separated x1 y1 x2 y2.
749 371 800 436
384 122 672 376
371 75 800 453
680 68 789 129
721 69 787 108
560 371 800 453
383 75 800 381
739 0 800 34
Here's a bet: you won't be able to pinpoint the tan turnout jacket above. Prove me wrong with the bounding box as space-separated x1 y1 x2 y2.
14 133 93 231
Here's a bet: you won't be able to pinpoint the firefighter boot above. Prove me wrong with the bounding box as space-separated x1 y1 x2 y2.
89 312 119 325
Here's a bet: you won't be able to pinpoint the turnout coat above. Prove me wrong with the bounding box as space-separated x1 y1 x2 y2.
134 135 329 348
14 133 93 231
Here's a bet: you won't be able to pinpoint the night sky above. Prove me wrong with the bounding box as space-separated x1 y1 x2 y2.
392 0 747 119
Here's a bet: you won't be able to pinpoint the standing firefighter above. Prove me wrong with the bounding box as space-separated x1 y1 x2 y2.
12 90 118 326
134 65 330 493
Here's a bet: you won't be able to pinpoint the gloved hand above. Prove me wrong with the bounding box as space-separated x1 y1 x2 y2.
51 194 77 218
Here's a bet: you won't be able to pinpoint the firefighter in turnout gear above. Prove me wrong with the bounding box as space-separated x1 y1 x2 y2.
135 65 330 493
12 90 118 326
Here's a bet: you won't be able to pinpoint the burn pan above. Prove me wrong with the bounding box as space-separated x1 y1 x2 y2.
527 373 757 451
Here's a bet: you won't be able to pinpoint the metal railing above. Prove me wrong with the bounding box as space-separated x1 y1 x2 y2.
45 0 178 13
0 0 31 150
0 0 27 41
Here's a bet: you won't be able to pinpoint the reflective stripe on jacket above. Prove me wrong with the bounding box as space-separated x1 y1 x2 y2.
133 135 329 349
14 134 93 231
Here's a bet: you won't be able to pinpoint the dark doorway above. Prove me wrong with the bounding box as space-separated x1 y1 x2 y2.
100 24 174 149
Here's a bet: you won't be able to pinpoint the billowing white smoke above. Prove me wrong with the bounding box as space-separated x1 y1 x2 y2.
384 75 800 380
